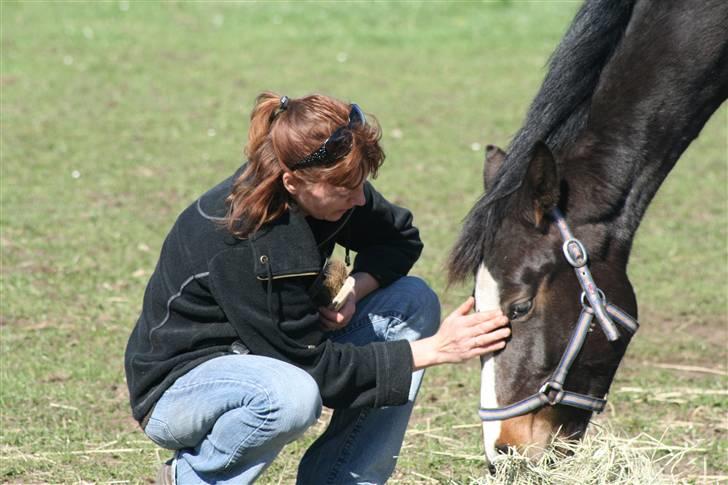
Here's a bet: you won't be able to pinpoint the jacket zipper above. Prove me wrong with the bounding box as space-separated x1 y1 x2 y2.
255 271 319 281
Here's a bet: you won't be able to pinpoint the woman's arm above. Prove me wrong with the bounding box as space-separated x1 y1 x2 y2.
351 272 380 302
336 182 423 287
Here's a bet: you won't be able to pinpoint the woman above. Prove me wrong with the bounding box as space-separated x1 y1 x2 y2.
124 92 510 484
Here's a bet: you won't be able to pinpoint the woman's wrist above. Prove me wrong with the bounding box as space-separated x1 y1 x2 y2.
351 272 379 302
410 337 442 371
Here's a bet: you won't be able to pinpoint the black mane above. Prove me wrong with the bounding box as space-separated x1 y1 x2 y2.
448 0 636 283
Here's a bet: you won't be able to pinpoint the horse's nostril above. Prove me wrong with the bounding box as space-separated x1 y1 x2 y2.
495 444 510 455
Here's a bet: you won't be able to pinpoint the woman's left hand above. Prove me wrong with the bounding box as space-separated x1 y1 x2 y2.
319 293 356 331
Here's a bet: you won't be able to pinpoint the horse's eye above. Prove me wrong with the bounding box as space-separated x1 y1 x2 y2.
509 300 533 320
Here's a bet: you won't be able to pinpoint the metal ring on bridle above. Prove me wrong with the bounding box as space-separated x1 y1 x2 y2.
581 289 606 309
562 238 588 267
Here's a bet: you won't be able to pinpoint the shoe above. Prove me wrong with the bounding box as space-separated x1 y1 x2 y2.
155 459 175 485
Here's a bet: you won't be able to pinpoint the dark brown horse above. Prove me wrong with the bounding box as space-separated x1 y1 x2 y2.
448 0 727 464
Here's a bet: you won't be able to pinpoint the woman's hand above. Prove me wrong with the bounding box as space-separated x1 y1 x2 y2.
319 292 356 331
318 272 379 332
410 296 510 370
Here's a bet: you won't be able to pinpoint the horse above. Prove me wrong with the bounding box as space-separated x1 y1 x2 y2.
447 0 727 465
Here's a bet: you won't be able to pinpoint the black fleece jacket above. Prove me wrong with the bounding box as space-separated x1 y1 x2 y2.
124 165 424 424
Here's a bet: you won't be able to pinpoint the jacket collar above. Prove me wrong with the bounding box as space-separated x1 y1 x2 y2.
251 206 319 279
252 205 353 280
202 163 353 280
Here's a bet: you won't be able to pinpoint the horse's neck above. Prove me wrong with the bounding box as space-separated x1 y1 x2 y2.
562 0 727 261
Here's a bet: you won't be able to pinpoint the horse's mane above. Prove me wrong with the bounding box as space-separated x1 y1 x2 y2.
448 0 636 283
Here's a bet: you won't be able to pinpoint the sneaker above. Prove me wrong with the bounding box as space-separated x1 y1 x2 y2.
155 459 175 485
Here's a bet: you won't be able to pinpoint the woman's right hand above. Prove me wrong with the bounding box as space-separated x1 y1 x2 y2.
410 296 510 370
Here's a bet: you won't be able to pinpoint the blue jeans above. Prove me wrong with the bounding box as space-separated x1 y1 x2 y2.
144 276 441 484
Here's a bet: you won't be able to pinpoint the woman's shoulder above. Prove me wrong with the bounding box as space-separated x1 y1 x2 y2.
161 165 250 264
195 164 247 222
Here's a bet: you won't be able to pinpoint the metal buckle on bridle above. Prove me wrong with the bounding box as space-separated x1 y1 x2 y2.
563 238 588 267
539 381 565 405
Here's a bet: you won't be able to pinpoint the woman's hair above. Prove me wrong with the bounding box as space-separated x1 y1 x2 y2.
224 91 385 238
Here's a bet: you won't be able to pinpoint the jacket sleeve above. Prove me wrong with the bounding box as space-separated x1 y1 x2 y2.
207 247 414 409
338 182 423 287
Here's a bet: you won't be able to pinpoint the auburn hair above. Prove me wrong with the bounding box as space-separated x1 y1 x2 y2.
224 91 385 238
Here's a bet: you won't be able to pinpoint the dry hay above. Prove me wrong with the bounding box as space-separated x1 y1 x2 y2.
476 424 704 485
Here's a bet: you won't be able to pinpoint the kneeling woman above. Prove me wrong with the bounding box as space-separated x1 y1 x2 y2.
124 92 510 484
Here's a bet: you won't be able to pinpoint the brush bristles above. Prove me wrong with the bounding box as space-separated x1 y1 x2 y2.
311 259 349 308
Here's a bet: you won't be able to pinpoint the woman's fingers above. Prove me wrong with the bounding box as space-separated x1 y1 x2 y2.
427 297 512 364
472 327 511 347
459 309 507 328
319 306 337 320
447 298 505 327
468 339 508 358
318 296 356 331
319 307 341 330
465 315 509 338
461 328 511 359
452 296 476 316
320 315 344 331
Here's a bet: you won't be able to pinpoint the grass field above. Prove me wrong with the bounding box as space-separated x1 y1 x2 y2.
1 2 725 483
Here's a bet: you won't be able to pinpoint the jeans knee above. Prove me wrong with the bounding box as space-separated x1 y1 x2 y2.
269 368 322 439
397 276 441 337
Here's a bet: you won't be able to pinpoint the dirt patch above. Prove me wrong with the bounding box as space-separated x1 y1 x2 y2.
631 308 727 369
640 308 728 341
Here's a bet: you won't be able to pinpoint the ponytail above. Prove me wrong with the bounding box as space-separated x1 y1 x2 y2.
225 92 289 238
245 92 282 161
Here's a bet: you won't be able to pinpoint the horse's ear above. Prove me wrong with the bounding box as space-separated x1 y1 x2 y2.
523 141 560 227
484 144 506 191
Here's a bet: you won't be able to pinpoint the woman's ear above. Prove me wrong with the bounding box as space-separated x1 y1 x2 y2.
281 172 299 195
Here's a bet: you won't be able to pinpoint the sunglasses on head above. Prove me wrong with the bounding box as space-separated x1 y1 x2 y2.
290 104 367 171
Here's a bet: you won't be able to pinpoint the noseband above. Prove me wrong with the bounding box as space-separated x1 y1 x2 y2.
478 208 639 421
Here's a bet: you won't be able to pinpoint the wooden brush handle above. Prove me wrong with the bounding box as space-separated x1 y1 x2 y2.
330 276 356 311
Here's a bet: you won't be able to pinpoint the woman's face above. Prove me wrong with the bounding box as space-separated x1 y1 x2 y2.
284 174 367 221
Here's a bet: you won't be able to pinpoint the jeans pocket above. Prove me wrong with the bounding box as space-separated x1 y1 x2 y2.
145 416 185 450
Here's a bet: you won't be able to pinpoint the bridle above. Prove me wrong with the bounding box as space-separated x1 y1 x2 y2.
478 208 639 422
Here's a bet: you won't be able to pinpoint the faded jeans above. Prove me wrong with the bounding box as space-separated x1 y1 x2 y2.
143 276 441 484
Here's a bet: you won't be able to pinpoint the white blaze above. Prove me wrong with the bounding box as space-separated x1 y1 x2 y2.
475 263 502 465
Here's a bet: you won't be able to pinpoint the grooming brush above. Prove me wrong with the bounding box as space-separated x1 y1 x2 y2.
312 259 354 310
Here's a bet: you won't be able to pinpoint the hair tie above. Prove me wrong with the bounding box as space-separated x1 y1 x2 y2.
272 95 289 121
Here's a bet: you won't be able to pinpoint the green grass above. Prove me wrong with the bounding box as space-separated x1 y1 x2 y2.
2 1 725 483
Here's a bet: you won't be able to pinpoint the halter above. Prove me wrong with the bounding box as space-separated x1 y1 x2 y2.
478 208 639 421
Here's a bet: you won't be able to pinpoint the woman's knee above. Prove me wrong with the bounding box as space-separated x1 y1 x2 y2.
147 355 322 449
261 365 322 439
210 356 323 432
202 368 321 472
189 360 322 455
393 276 441 337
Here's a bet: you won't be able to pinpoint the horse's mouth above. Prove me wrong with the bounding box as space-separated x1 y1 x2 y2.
487 407 591 464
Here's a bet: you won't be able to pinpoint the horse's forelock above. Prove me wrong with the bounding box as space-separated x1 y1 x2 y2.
448 199 488 284
447 190 515 284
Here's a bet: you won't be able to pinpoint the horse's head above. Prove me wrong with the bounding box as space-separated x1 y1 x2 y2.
451 142 638 462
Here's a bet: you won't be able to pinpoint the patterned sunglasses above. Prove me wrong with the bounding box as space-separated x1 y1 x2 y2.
290 104 367 171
